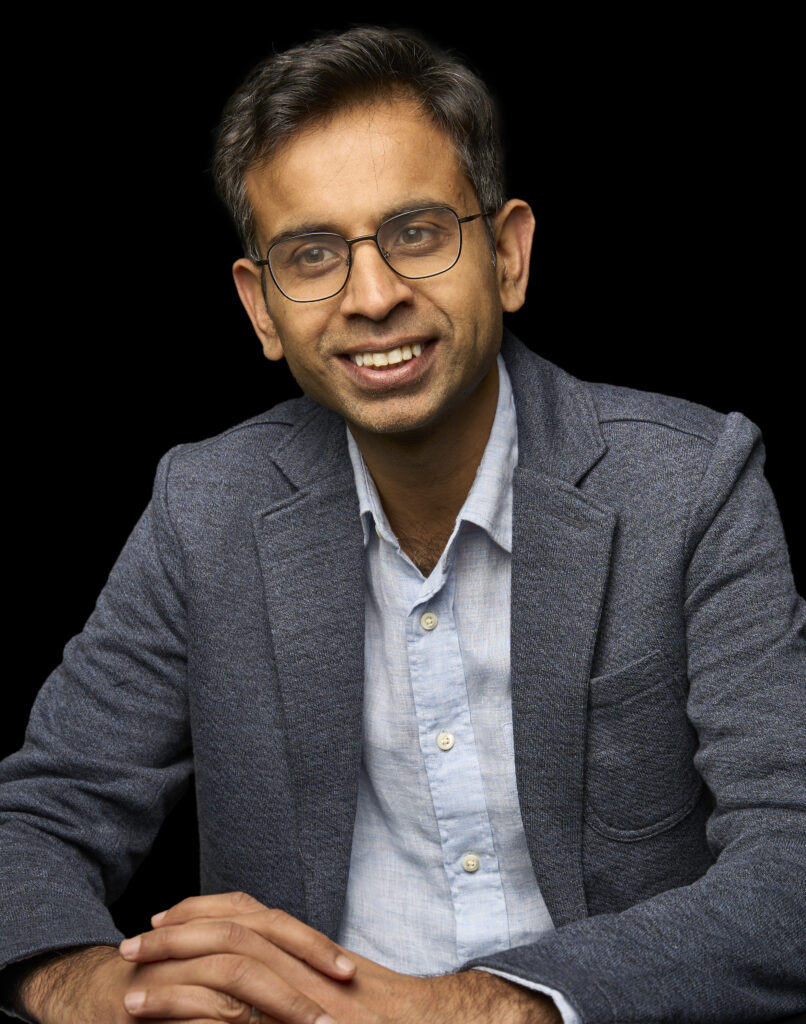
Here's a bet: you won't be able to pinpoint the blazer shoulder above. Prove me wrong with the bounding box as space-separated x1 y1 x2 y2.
150 396 337 509
159 396 319 473
578 378 766 529
503 335 760 488
584 378 733 446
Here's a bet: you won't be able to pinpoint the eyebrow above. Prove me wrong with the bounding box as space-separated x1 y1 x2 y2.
264 197 457 250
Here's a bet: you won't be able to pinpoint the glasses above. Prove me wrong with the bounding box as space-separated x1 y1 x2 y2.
254 206 493 302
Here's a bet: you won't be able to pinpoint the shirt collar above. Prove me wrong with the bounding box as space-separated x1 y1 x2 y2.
346 353 517 555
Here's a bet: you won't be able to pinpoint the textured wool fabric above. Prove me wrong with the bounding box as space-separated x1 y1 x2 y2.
1 333 804 1022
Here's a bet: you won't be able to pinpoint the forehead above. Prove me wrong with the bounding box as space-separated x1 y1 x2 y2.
245 99 474 240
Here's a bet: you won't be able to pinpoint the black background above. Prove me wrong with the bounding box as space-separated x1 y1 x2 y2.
4 8 802 963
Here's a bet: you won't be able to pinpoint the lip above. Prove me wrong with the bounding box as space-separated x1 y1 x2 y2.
338 339 437 391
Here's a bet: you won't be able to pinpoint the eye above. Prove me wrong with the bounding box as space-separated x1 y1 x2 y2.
296 245 339 265
386 221 450 258
298 247 329 265
398 226 432 245
394 225 437 247
281 240 345 277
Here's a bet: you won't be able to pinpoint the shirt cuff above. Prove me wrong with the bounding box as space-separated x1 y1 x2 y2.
471 967 581 1024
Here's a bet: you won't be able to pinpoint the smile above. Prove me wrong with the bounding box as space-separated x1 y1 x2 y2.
351 343 423 367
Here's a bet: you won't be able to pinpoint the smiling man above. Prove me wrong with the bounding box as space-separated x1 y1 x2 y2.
1 26 805 1024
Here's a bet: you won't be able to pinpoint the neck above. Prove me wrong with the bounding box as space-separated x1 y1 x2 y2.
349 360 500 574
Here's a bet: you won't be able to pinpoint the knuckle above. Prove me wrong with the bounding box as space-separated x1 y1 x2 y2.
213 988 248 1019
229 890 259 909
220 919 249 948
261 906 287 927
285 989 322 1022
219 953 253 988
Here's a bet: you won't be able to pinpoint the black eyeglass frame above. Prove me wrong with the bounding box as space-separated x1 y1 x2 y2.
253 206 496 303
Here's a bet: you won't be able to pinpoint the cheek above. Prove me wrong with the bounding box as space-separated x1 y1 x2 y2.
272 317 328 371
449 276 503 341
428 256 499 319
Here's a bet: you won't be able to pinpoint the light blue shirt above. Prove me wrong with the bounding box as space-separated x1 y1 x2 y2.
337 356 579 1024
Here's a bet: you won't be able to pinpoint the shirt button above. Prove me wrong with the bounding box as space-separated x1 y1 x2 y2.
420 610 439 631
461 853 481 873
436 730 455 751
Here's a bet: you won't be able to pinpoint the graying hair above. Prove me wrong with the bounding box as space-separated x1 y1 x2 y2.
213 26 506 259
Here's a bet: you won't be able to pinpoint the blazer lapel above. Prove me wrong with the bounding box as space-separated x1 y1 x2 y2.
504 334 616 926
253 405 365 937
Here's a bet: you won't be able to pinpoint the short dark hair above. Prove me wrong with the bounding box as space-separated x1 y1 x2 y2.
213 26 506 258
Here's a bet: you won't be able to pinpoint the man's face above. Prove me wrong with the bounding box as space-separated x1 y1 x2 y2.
234 98 531 441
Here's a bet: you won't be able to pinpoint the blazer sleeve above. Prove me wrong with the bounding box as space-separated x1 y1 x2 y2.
466 413 806 1022
0 449 193 973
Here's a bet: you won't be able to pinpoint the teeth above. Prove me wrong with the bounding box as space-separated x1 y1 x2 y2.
351 343 425 367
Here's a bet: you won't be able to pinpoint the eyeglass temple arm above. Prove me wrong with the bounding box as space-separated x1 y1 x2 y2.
458 210 496 225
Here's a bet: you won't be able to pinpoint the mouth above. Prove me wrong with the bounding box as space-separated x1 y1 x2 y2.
338 338 436 390
348 342 424 368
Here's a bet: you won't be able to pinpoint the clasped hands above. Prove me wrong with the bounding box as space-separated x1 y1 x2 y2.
114 891 558 1023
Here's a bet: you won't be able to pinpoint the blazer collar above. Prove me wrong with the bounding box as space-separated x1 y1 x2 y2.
501 328 607 486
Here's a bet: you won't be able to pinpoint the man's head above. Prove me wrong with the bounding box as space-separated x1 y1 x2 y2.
213 26 506 261
218 27 534 444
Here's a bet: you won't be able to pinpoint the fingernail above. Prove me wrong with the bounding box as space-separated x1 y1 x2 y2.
124 991 146 1011
119 937 141 959
335 954 355 973
315 1016 337 1024
151 910 167 925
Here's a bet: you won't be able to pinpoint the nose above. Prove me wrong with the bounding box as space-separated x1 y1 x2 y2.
338 238 414 321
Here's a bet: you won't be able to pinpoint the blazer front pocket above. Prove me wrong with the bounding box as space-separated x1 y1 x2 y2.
584 650 702 840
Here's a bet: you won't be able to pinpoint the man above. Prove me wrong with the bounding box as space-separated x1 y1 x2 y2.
1 25 804 1024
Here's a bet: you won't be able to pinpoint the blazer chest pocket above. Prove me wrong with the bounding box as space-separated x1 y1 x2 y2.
584 650 702 840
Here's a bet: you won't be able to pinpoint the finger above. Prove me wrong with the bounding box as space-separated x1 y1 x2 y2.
123 983 251 1020
152 892 265 927
140 1017 285 1024
123 961 336 1024
134 909 355 979
120 927 351 1013
216 910 355 979
122 920 294 968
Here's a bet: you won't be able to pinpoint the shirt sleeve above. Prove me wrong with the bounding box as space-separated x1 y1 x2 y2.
472 967 581 1023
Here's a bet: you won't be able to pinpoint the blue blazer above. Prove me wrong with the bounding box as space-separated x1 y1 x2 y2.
1 332 804 1021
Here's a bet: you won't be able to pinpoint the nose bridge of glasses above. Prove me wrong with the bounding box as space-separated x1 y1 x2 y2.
345 231 392 267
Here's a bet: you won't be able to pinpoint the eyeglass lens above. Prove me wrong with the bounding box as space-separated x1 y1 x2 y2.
268 207 463 301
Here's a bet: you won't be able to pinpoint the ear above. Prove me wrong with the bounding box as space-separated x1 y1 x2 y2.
232 258 285 361
493 199 535 313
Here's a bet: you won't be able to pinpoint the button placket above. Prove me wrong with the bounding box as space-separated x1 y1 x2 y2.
406 565 508 956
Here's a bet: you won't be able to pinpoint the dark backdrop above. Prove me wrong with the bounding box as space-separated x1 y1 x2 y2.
4 10 801 957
